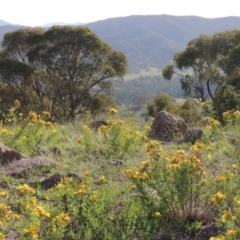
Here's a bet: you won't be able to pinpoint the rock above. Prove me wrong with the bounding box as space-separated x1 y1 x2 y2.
185 129 204 144
149 111 187 141
40 173 62 190
0 157 55 177
0 143 25 166
32 146 53 157
195 223 219 240
33 146 62 157
66 172 82 181
106 159 123 166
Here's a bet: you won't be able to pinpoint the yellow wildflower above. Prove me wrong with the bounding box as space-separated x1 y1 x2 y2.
226 228 240 237
14 99 21 107
232 164 238 170
0 232 5 240
99 175 106 183
211 192 225 205
108 108 118 115
0 191 9 198
140 172 149 181
233 110 240 118
152 211 161 218
207 154 212 161
90 195 98 202
215 175 227 182
222 209 236 223
82 125 92 133
17 184 35 195
53 212 71 224
23 223 39 239
32 205 50 218
42 111 51 118
209 236 226 240
75 184 87 196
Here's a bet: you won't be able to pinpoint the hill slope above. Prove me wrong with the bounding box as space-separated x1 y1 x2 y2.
86 15 240 72
0 19 11 26
1 15 240 73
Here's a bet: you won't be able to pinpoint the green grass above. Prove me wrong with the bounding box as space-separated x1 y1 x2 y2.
1 106 240 239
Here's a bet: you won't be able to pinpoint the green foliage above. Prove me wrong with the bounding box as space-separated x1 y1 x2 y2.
147 93 176 117
213 80 240 122
0 26 127 121
1 102 240 239
147 94 202 126
179 99 202 126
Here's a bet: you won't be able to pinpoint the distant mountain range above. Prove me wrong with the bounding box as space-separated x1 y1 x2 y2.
1 15 240 73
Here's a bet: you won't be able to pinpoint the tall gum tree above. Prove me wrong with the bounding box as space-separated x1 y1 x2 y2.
162 34 223 103
0 26 127 121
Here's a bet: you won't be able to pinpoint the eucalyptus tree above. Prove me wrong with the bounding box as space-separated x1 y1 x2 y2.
0 26 127 121
162 34 223 102
162 29 240 119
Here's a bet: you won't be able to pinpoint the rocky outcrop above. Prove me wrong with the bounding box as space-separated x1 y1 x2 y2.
149 111 187 141
185 128 204 144
0 156 55 177
0 143 25 166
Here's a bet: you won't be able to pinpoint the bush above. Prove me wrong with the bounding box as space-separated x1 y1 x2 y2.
147 93 176 117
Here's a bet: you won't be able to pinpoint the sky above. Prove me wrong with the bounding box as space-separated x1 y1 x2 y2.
1 0 240 26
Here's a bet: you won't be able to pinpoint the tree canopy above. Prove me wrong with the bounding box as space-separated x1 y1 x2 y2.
162 29 240 119
0 26 127 121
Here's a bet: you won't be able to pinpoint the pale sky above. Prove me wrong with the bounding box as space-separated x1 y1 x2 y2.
1 0 240 26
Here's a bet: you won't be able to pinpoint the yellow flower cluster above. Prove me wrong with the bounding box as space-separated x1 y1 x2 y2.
23 223 40 239
99 175 106 183
191 143 203 152
53 212 71 224
0 190 9 198
168 149 202 172
201 100 210 109
223 110 240 122
221 208 236 223
222 110 231 120
90 194 99 202
123 168 149 181
17 184 35 195
152 211 161 218
0 203 13 220
204 117 221 127
31 205 50 218
108 108 118 115
82 125 92 133
225 228 240 237
140 159 151 171
14 99 21 108
0 232 5 240
74 184 87 196
210 236 226 240
144 140 162 158
215 175 227 182
211 192 226 205
42 111 51 119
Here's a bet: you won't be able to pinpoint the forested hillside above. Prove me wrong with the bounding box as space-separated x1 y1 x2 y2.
86 15 240 72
